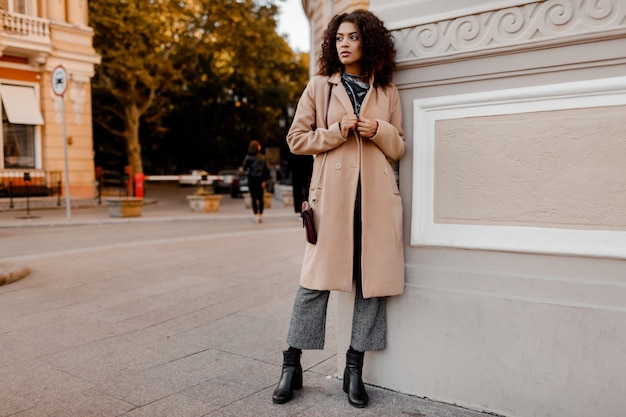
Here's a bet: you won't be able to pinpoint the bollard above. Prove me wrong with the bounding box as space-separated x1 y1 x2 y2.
9 180 14 209
24 172 31 217
134 173 145 198
15 172 40 219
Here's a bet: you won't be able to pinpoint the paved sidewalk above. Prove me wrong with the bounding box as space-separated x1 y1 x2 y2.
0 182 293 228
0 183 498 417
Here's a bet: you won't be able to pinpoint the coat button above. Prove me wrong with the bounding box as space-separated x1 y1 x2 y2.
384 168 389 174
335 162 342 170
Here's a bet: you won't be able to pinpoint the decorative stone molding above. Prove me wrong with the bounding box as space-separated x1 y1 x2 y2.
410 75 626 259
51 74 86 124
393 0 626 65
70 79 86 124
52 94 64 124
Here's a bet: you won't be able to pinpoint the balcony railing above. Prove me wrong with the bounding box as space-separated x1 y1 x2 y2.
0 10 49 39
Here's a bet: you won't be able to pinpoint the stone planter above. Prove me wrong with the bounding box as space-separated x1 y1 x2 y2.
264 192 273 209
186 194 222 213
105 197 144 218
274 184 294 207
243 193 251 208
243 192 273 209
281 188 294 207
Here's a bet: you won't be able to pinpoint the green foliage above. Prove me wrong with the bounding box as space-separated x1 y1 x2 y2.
90 0 309 175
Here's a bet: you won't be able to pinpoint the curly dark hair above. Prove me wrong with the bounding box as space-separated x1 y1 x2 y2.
318 9 396 88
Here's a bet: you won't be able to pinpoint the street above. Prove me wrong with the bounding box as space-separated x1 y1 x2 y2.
0 194 493 417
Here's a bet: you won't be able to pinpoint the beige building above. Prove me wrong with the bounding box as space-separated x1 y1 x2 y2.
0 0 99 199
302 1 626 416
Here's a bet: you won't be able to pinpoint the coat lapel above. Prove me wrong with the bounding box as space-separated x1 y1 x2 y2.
329 73 354 116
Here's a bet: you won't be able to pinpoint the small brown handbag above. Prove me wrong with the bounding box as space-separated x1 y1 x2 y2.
301 201 316 244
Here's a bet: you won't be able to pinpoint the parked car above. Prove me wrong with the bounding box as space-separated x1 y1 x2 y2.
214 169 248 198
235 175 249 197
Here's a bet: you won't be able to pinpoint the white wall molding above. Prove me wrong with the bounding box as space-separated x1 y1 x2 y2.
411 76 626 259
392 0 626 67
404 263 626 313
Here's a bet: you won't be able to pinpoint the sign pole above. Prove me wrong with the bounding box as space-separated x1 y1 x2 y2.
52 66 71 221
61 97 71 220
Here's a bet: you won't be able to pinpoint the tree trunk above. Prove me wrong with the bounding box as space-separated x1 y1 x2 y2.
124 103 143 174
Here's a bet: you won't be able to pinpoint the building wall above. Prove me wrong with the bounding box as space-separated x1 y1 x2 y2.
303 1 626 416
373 1 626 416
302 0 369 76
0 0 98 198
43 18 98 198
434 106 626 230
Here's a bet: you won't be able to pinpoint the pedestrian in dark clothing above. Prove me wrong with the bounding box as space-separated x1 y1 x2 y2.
289 153 313 214
242 140 269 223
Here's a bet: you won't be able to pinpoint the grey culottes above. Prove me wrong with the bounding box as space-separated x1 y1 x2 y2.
286 182 387 352
286 282 386 352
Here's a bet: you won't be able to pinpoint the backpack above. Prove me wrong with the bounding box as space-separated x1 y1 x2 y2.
245 156 268 180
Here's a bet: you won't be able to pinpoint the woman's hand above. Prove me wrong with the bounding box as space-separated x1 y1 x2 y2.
340 114 358 137
357 118 379 139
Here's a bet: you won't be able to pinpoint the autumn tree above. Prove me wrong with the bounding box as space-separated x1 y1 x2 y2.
90 0 309 175
90 0 197 174
161 3 310 172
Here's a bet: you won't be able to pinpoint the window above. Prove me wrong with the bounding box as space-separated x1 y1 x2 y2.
0 0 28 14
14 0 25 13
0 84 43 169
2 108 35 168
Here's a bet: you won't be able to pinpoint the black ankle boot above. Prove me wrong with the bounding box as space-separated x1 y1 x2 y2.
343 348 369 408
272 348 302 404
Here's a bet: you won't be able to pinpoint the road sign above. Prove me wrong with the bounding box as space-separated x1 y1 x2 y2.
51 66 68 96
51 65 72 219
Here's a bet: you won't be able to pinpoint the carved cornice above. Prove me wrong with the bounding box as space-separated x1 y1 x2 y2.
393 0 626 66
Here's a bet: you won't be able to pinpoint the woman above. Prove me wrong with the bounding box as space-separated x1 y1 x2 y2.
273 10 405 408
242 140 268 223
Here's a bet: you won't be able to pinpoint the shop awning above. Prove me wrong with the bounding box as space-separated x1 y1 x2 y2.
0 84 45 125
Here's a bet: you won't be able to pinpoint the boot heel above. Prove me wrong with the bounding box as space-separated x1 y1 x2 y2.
293 367 303 390
272 349 303 404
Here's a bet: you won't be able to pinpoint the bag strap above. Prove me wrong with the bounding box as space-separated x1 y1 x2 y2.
311 152 326 207
311 83 333 207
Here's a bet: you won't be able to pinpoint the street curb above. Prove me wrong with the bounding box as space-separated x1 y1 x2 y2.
0 262 30 286
0 212 299 229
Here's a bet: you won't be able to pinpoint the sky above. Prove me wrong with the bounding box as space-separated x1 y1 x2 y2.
275 0 311 52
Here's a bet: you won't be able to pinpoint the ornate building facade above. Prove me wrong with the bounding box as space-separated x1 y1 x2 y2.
302 1 626 416
0 0 99 198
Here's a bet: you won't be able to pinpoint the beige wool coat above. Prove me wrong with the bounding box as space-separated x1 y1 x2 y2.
287 73 406 298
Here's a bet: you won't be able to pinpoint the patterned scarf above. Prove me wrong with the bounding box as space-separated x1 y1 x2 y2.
341 72 370 117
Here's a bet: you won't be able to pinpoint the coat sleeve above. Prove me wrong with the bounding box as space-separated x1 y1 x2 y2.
370 85 406 162
286 77 347 155
242 156 251 174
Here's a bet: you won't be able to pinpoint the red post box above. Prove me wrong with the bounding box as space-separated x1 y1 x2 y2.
134 173 145 198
